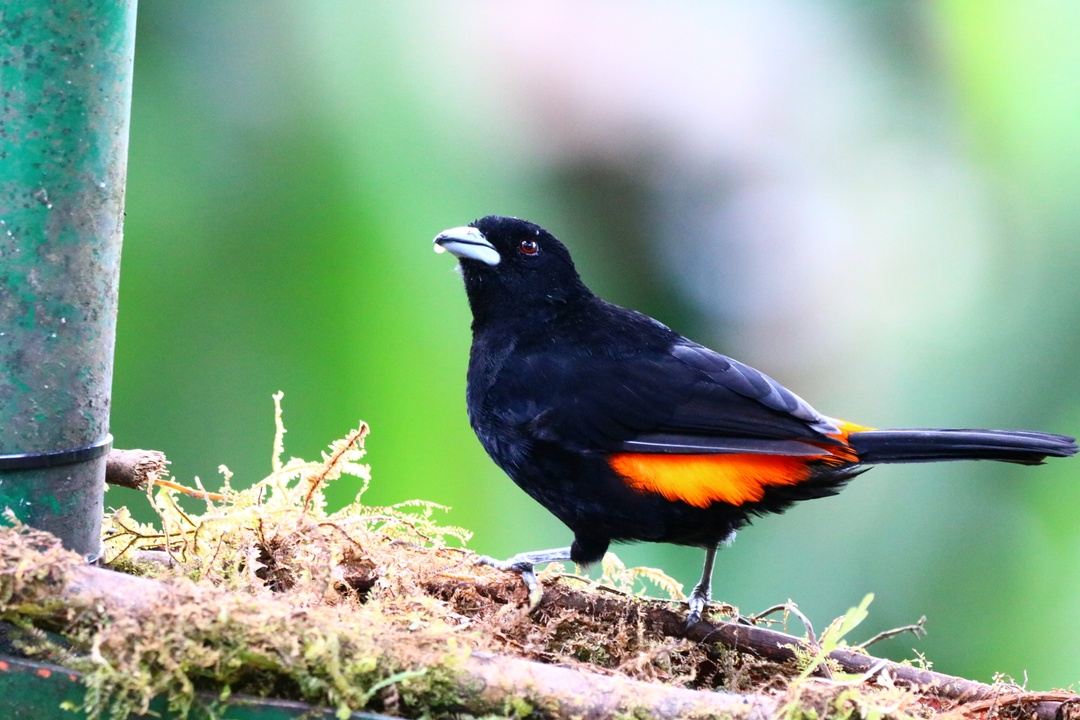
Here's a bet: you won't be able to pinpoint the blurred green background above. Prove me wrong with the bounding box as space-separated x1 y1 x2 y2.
110 1 1080 688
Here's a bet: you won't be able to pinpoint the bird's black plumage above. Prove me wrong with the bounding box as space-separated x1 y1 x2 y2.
434 215 1077 614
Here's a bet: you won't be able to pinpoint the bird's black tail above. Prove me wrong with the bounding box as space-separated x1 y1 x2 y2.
848 429 1078 466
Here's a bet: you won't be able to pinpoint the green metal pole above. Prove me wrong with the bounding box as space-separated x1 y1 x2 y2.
0 2 137 558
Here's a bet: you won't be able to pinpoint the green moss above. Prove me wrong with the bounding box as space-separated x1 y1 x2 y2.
502 696 534 718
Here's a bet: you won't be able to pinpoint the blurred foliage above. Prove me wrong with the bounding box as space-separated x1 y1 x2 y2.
111 0 1079 689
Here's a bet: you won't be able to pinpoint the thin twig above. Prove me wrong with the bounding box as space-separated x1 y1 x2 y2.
167 498 198 529
856 616 927 650
316 522 366 553
302 425 368 514
205 535 225 572
153 479 225 502
345 513 435 543
112 534 140 561
109 519 176 542
954 691 1079 719
750 601 818 645
192 474 220 511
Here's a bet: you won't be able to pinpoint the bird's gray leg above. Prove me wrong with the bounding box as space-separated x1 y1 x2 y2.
686 531 736 626
476 547 573 609
686 544 717 626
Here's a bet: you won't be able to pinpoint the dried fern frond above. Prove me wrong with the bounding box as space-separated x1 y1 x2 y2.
599 552 685 600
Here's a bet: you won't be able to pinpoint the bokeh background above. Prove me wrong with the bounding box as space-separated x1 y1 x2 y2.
111 1 1080 688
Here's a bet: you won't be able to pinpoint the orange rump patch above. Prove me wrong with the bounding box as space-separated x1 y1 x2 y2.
608 453 816 508
610 418 870 509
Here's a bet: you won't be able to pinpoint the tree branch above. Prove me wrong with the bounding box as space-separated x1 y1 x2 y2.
25 562 781 719
105 449 169 491
466 651 777 719
11 510 1076 720
105 449 224 501
510 579 1074 720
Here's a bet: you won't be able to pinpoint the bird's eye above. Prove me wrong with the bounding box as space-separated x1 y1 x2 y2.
518 239 540 256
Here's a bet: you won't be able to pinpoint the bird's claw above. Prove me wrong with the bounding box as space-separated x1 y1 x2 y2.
475 554 512 571
685 584 711 630
476 555 545 610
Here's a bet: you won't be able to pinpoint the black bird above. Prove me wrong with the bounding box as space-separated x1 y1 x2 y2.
433 215 1077 622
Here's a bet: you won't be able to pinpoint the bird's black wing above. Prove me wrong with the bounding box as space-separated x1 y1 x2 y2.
489 338 843 457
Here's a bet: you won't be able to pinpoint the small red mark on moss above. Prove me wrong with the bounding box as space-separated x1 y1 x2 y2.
35 668 52 678
0 660 9 671
68 673 78 681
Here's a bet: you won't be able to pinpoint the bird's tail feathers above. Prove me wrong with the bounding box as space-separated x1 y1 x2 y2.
848 428 1078 466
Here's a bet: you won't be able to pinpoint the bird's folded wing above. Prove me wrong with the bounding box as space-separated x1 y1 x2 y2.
496 340 845 457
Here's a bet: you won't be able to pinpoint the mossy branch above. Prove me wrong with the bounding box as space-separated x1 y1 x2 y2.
1 532 776 720
2 529 1075 720
524 581 1029 708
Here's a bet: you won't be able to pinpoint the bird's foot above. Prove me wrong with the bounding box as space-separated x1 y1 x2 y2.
476 548 572 610
685 582 711 629
476 554 542 608
685 594 753 630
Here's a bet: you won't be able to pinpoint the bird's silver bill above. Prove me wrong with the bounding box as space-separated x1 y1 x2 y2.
433 226 501 266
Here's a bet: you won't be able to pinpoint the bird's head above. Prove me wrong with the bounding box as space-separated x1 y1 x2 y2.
433 216 590 325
